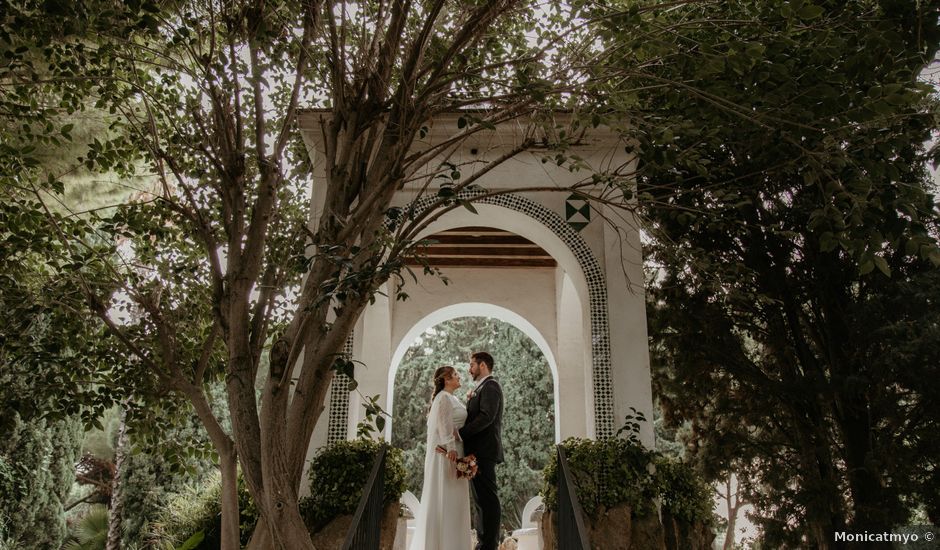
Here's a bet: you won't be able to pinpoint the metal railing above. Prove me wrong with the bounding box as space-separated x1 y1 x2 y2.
556 446 591 550
342 446 388 550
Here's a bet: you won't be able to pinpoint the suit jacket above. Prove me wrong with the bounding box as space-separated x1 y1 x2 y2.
458 377 504 463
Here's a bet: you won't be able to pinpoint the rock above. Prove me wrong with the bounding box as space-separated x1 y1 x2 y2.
311 503 400 550
540 511 555 550
542 506 687 550
379 502 400 550
630 513 666 550
392 518 408 550
661 512 714 550
312 514 353 549
586 505 632 550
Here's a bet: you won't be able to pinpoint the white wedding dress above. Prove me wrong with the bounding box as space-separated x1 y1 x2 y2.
409 391 472 550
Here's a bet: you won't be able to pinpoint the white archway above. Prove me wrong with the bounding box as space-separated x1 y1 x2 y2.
302 116 655 454
395 197 608 436
385 302 561 442
412 203 592 317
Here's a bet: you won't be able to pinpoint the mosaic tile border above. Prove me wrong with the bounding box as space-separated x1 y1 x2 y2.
403 190 614 438
326 336 354 445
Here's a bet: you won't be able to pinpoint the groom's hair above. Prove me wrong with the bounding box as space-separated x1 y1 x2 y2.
472 351 494 372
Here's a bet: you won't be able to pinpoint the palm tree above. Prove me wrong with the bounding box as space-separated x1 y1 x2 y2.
64 505 109 550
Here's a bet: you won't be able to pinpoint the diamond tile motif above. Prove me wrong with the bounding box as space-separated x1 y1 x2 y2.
565 194 591 232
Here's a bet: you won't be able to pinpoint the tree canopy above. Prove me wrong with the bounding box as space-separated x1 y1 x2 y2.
621 0 940 546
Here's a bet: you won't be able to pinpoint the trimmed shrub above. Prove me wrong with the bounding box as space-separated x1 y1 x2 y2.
0 414 82 549
541 437 712 525
300 439 406 532
541 437 657 517
0 456 12 541
653 456 713 524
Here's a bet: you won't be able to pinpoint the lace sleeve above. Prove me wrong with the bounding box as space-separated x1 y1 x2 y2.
433 393 456 452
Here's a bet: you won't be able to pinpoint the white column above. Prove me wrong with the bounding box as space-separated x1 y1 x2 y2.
555 270 590 440
602 206 655 447
348 283 394 439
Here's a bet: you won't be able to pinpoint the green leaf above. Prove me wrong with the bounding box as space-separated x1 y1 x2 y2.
928 250 940 267
872 256 891 277
176 531 205 550
819 232 837 252
798 4 824 19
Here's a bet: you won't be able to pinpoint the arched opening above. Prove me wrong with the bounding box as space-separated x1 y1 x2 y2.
401 200 605 435
389 313 556 532
386 303 560 440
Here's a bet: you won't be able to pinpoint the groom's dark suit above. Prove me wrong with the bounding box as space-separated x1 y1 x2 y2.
458 376 503 550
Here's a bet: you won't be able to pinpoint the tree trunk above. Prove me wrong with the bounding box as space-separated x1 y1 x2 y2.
104 407 129 550
722 477 740 550
246 517 273 550
812 431 846 550
176 380 240 550
247 476 315 550
267 501 316 550
835 394 892 548
723 515 737 550
219 448 241 550
788 404 845 550
256 377 318 549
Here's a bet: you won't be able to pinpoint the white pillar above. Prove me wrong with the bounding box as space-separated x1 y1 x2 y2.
602 206 655 447
349 284 394 439
555 269 590 440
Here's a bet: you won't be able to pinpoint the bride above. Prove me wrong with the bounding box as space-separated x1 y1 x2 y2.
409 366 471 550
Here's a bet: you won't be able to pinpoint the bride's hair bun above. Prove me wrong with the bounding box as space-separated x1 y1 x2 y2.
430 365 456 402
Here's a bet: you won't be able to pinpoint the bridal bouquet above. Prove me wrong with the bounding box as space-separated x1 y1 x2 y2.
435 446 479 479
455 454 478 479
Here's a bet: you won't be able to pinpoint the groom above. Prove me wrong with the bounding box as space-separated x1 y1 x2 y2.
458 351 504 550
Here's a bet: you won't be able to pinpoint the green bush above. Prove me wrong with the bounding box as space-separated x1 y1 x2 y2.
541 438 712 524
0 457 13 503
301 439 406 532
0 415 82 548
0 456 12 541
541 437 657 518
149 471 258 549
653 456 713 524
